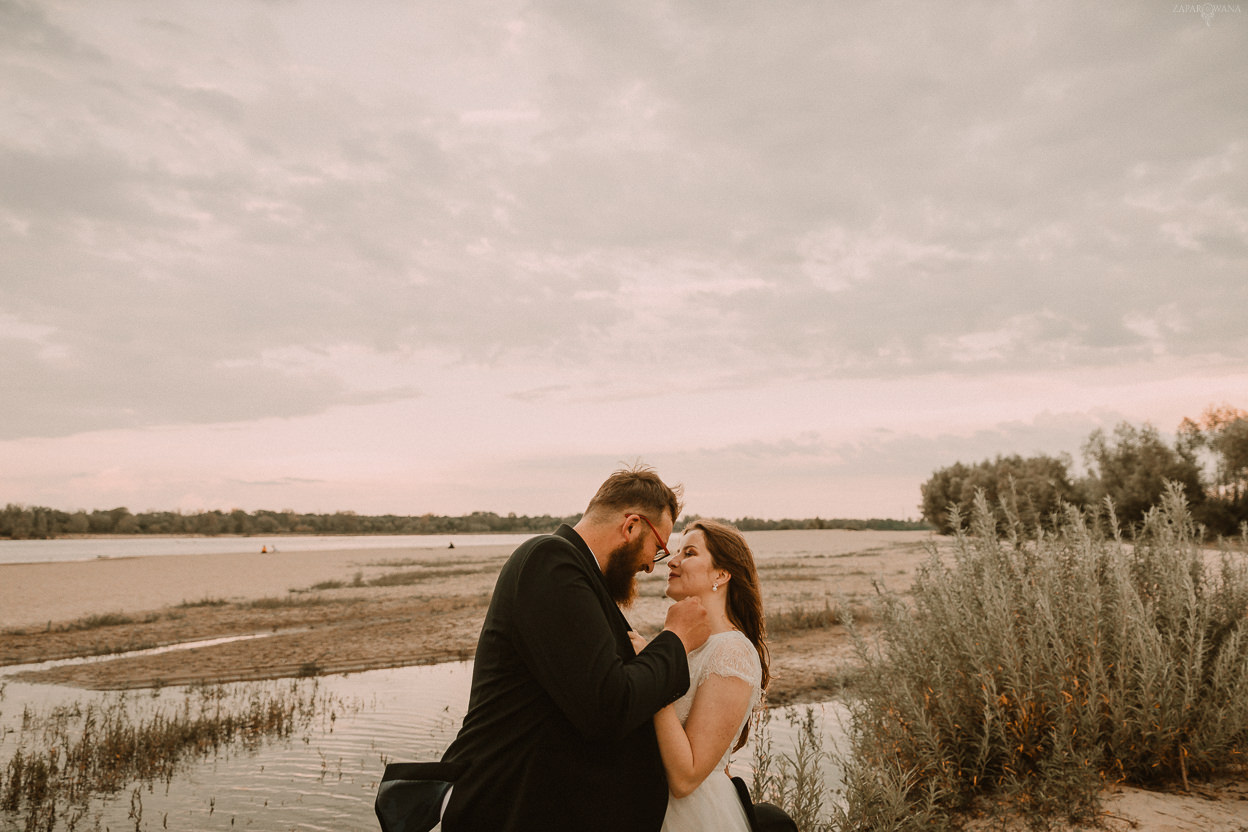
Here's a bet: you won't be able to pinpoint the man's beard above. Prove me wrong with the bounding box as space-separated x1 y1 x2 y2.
603 536 644 606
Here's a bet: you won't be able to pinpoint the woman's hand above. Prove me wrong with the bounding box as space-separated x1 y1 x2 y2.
628 630 648 653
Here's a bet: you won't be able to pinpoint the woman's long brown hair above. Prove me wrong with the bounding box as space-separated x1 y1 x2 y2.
684 519 770 751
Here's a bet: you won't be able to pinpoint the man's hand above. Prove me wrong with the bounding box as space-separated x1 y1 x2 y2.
663 597 711 652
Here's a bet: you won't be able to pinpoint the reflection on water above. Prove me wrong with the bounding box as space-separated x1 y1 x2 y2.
0 663 846 831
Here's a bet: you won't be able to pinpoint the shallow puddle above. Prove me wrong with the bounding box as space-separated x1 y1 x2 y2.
0 661 845 831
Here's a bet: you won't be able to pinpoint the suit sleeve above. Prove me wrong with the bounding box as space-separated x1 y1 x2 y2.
511 543 689 741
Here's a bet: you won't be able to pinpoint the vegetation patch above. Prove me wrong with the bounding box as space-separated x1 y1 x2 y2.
0 680 344 831
177 598 229 608
833 485 1248 831
768 601 867 637
920 402 1248 537
751 706 836 831
244 596 338 610
364 567 489 587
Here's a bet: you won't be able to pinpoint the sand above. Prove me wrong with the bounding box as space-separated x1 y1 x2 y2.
0 539 862 703
0 544 508 628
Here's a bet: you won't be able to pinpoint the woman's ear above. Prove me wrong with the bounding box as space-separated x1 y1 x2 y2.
716 570 731 586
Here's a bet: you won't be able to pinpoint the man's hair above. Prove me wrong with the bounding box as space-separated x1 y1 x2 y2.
584 463 683 524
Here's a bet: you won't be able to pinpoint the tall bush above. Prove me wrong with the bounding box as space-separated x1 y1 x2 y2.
835 484 1248 831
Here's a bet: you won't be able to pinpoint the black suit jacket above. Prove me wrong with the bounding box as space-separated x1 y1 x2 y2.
440 525 690 832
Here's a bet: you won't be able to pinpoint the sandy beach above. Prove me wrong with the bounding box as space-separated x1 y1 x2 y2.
3 533 1247 831
0 544 512 629
0 531 925 700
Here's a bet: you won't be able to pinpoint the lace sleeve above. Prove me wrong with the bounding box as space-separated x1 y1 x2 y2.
697 632 762 692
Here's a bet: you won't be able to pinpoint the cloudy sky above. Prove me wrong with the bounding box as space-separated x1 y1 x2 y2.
1 1 1245 521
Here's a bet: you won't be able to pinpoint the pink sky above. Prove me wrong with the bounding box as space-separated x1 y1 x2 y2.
1 2 1245 521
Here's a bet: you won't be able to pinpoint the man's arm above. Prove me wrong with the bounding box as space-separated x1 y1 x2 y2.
511 544 689 741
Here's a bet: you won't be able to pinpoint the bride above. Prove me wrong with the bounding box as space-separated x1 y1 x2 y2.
631 519 771 832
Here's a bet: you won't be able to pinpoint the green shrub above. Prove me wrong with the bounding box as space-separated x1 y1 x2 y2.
835 484 1248 831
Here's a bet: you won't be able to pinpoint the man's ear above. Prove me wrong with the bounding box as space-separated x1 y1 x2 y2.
619 513 639 540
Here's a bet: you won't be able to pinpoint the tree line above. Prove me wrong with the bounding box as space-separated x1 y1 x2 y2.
0 505 930 541
919 403 1248 536
0 507 583 540
696 516 929 532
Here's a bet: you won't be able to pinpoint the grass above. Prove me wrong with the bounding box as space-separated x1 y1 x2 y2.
296 566 488 593
831 484 1248 831
59 613 151 631
308 571 367 591
4 613 165 637
362 567 485 587
767 600 870 637
0 680 339 831
365 556 505 568
177 598 229 608
244 595 337 609
750 706 836 832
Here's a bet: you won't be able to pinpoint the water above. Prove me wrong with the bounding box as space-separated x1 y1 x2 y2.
0 533 535 565
0 527 933 566
0 660 847 831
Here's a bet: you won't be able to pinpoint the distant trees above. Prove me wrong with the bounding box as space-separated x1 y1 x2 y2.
1 504 65 540
919 402 1248 537
919 454 1078 535
1178 404 1248 535
1080 422 1204 527
686 516 930 532
0 504 930 541
0 506 582 540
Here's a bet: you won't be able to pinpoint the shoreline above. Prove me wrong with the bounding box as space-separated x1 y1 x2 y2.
0 535 899 704
0 544 501 629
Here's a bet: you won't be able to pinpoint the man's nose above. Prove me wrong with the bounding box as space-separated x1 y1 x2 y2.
642 561 654 574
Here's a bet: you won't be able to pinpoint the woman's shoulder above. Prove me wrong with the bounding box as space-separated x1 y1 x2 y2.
710 629 758 650
708 629 755 648
699 630 762 684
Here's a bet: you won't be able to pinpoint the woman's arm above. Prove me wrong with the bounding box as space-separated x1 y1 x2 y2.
653 674 753 798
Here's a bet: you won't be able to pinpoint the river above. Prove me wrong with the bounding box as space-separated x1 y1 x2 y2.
0 533 536 566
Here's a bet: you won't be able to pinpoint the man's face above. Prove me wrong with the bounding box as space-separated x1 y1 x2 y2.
602 512 673 605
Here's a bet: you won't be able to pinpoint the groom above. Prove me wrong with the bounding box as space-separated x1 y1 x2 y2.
438 465 710 832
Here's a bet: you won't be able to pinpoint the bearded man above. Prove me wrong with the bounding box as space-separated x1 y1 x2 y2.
435 464 710 832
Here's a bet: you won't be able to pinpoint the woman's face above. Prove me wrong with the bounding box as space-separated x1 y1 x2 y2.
665 529 721 601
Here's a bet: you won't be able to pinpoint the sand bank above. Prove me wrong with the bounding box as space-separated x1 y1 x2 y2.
0 544 513 629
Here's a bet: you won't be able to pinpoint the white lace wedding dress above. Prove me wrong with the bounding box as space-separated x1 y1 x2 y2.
660 630 762 832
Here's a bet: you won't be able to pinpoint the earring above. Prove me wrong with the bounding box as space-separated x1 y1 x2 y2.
712 581 718 592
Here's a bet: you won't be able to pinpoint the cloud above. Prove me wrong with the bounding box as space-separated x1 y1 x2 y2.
0 0 1244 447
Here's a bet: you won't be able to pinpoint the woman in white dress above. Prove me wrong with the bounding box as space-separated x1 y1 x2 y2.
631 519 770 832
